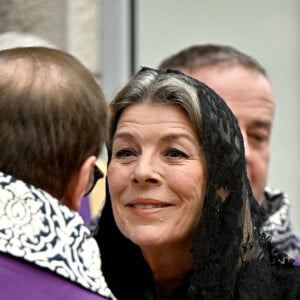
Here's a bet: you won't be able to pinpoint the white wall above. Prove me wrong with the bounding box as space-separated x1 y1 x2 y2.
100 0 133 101
134 0 300 231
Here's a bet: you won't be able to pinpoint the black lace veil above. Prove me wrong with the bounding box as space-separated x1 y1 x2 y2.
94 67 299 300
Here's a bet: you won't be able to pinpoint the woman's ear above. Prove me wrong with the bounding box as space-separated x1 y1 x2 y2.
62 156 96 211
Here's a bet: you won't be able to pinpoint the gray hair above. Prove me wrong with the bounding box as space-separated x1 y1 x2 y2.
108 68 202 153
158 44 267 77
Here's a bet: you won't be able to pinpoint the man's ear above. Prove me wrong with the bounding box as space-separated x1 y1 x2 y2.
62 156 96 212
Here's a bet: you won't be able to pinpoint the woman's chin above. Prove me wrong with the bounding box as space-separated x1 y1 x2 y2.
122 227 167 248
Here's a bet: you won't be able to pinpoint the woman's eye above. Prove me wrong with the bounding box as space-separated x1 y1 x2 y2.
166 148 188 158
115 148 136 158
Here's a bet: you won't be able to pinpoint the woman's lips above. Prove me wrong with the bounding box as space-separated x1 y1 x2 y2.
126 199 171 215
129 203 166 209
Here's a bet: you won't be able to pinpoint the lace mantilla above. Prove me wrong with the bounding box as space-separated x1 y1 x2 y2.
94 67 300 300
0 172 115 299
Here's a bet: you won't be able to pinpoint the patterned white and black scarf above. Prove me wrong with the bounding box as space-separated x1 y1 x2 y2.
262 186 300 259
0 172 115 299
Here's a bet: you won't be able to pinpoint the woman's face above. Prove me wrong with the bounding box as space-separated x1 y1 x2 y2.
108 102 207 249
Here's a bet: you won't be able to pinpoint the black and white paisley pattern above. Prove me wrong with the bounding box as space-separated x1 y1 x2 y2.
261 186 300 259
0 172 115 299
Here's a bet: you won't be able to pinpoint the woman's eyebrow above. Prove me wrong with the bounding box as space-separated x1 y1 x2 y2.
113 132 199 147
113 132 134 141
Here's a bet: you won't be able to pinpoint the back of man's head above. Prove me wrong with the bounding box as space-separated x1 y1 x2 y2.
0 47 107 199
158 44 267 77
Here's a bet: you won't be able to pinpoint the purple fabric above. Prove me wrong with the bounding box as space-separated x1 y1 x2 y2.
293 256 300 266
0 253 108 300
79 195 91 224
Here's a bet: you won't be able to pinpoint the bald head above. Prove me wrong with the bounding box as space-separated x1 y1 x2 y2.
0 47 107 199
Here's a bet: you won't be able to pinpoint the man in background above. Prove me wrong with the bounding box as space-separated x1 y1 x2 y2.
159 44 300 259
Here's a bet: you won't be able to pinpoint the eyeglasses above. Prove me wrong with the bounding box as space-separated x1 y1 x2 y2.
84 165 104 196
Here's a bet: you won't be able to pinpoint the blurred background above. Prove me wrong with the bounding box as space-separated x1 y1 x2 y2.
0 0 299 230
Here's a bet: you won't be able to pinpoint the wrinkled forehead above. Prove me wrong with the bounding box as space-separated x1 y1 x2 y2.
184 65 273 97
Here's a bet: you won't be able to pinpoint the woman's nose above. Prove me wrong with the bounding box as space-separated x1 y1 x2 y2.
131 154 160 184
